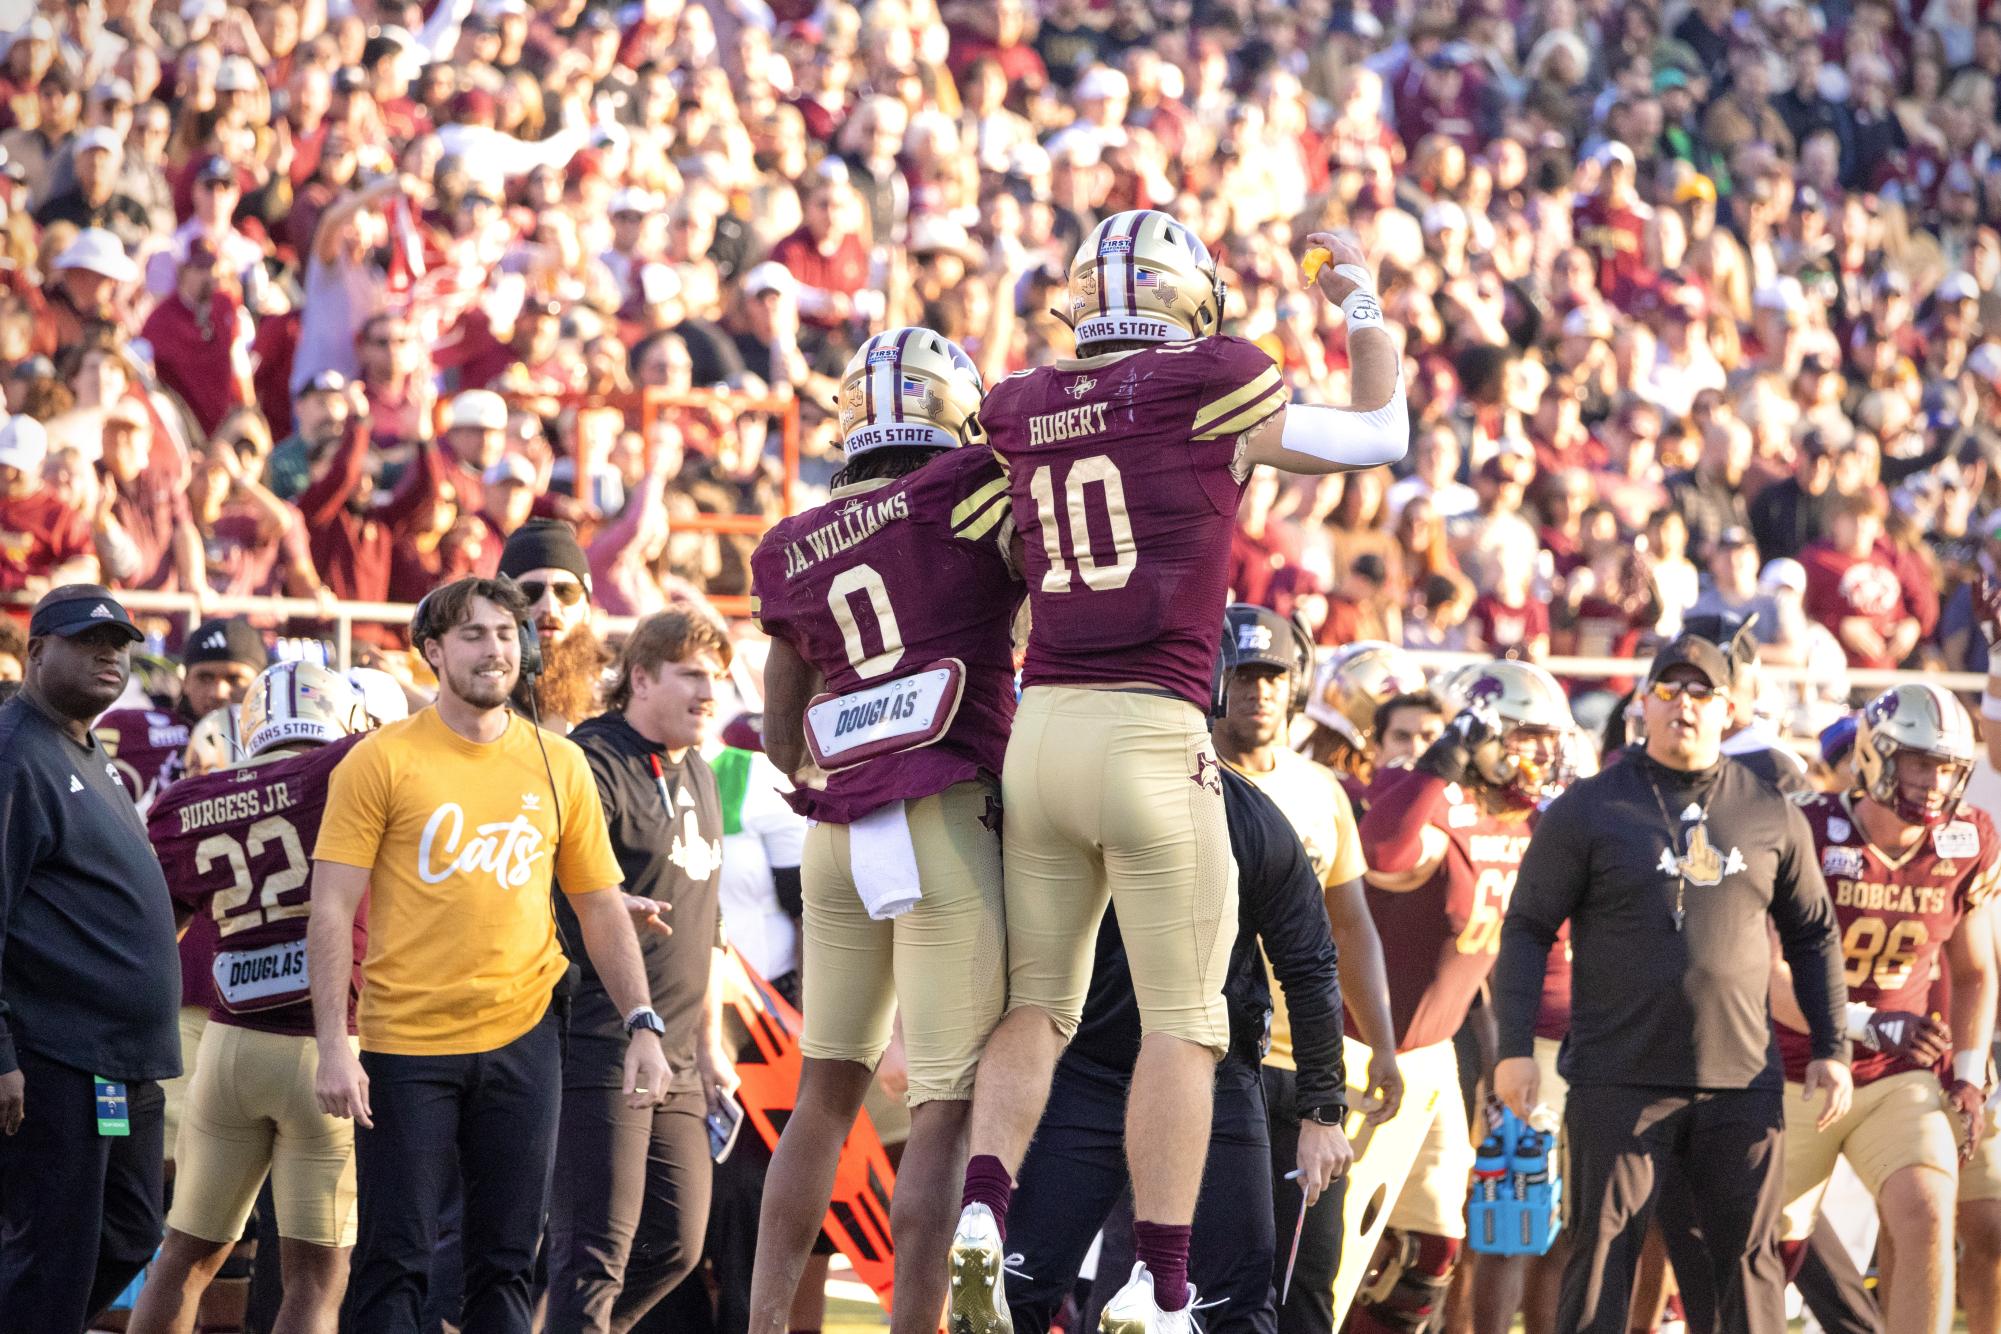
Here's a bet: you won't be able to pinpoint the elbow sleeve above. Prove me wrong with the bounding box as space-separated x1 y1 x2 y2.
1278 383 1409 470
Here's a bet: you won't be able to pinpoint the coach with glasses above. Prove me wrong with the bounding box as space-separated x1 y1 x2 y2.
1490 632 1851 1334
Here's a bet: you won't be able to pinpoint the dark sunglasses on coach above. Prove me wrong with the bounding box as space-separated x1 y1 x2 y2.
520 579 586 607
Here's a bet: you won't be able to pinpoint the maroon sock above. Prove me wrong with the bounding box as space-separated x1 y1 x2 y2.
1134 1220 1193 1311
961 1154 1013 1240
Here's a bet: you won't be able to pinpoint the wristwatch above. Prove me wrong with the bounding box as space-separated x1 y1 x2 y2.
624 1006 666 1038
1302 1103 1349 1127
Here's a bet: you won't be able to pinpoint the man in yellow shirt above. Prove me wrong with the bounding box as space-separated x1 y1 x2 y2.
308 577 668 1334
1213 605 1403 1334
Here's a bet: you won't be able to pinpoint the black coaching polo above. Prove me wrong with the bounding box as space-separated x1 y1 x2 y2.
0 693 182 1081
1494 749 1848 1091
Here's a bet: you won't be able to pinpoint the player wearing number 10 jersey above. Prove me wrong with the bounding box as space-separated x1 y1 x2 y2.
949 213 1409 1334
1770 683 2000 1334
747 326 1023 1334
130 662 372 1334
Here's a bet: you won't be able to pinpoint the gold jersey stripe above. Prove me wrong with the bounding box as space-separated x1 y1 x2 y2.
1192 366 1281 430
954 496 1011 542
950 477 1009 528
1193 384 1286 440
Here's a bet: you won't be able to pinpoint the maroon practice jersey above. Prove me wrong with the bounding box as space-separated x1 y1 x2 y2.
95 706 192 812
750 447 1024 824
1356 767 1535 1052
149 734 367 1036
984 336 1286 710
1776 791 2001 1085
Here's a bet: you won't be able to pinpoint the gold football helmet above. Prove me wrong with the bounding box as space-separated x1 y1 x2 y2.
1854 683 1976 825
183 705 244 777
837 326 985 460
1305 641 1428 752
1067 208 1226 347
1440 659 1575 808
239 661 367 758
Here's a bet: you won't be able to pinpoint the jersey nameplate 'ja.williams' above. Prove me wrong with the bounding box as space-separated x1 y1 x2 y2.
777 490 912 579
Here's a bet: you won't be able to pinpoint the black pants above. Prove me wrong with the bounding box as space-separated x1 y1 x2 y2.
344 1007 562 1334
1262 1065 1342 1334
1559 1084 1786 1334
0 1049 164 1334
1007 1054 1278 1334
546 1086 712 1334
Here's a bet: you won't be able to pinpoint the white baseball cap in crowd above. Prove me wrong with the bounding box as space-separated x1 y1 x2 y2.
742 262 798 298
53 228 140 284
1968 342 2001 390
483 454 536 488
1940 270 1983 304
74 126 121 157
0 414 48 474
610 186 662 216
445 389 509 433
216 55 260 93
1075 66 1130 102
1758 557 1808 595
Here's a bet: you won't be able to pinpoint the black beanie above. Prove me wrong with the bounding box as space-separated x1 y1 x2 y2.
498 518 592 590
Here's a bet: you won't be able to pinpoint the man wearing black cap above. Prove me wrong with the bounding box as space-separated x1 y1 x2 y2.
0 585 185 1329
500 517 605 734
1491 633 1851 1334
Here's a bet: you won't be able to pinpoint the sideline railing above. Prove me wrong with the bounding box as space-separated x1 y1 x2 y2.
4 586 1981 699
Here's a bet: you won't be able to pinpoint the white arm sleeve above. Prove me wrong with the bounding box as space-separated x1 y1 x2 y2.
1277 375 1409 469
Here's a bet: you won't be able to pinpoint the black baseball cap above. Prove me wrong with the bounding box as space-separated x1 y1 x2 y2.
28 585 143 643
1645 632 1732 689
183 617 270 670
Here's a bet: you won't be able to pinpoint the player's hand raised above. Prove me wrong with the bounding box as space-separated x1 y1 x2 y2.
1302 232 1373 307
1859 1009 1950 1066
1414 704 1508 789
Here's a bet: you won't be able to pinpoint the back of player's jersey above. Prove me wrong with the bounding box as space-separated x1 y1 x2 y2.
984 335 1285 710
149 733 365 1034
750 446 1023 824
96 707 192 813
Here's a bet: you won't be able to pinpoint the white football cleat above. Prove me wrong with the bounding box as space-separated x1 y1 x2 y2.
948 1203 1013 1334
1099 1261 1200 1334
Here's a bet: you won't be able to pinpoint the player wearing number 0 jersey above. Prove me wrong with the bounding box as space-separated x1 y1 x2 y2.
129 662 372 1334
747 326 1023 1334
1768 683 2000 1334
949 212 1409 1334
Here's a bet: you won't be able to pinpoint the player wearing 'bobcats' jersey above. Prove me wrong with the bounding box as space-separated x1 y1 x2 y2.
748 328 1022 1334
951 216 1408 1334
1768 684 1999 1334
1346 661 1571 1334
128 663 372 1334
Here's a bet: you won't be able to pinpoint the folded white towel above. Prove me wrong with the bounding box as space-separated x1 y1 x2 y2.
850 801 922 920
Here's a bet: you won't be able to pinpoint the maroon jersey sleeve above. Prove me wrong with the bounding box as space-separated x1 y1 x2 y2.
147 734 366 1036
985 336 1285 709
94 709 193 812
749 447 1024 824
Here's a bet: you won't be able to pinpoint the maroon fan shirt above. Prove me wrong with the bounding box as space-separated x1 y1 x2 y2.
149 734 367 1036
750 447 1023 825
984 335 1286 711
1356 767 1535 1052
1776 791 2001 1085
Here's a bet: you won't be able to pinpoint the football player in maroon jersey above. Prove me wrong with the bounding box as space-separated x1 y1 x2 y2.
1770 683 2000 1334
1348 660 1572 1334
747 327 1024 1334
948 213 1408 1334
129 662 373 1334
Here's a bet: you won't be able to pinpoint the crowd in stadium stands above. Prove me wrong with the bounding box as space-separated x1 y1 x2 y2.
0 0 1997 711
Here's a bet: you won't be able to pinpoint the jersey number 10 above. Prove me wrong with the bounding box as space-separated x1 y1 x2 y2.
1029 456 1138 594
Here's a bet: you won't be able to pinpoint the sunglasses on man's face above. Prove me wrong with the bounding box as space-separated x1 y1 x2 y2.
520 579 585 607
1649 679 1725 703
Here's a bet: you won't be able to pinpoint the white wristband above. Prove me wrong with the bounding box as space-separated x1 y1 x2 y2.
1981 691 2001 723
1341 287 1386 332
1844 1001 1876 1044
1955 1050 1989 1085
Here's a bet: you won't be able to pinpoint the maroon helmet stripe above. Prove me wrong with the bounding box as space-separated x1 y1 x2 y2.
1122 211 1141 313
891 327 916 422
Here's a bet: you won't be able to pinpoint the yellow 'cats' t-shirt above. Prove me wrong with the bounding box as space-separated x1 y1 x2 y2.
315 707 622 1056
